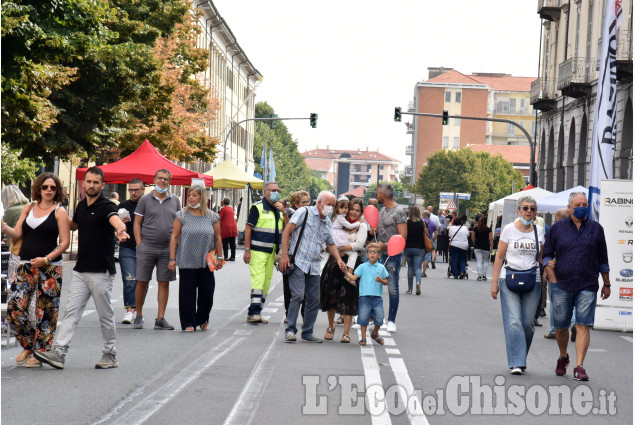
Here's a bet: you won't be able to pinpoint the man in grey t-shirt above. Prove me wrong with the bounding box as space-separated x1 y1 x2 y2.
133 169 181 330
374 183 407 333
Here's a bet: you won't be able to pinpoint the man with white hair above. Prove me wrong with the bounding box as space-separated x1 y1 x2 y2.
544 192 610 381
279 191 346 343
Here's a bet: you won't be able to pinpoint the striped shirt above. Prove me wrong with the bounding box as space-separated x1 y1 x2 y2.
288 206 334 275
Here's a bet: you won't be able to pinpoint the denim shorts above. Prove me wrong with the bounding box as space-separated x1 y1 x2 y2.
357 296 384 327
551 285 597 328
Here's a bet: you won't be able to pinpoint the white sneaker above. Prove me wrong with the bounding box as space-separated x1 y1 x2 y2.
386 321 397 332
511 367 523 375
122 311 134 324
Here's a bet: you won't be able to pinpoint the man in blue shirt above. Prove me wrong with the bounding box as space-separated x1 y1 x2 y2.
543 192 611 381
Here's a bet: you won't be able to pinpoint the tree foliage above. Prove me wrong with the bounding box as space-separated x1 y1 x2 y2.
0 144 42 185
253 102 332 199
364 181 408 205
412 148 526 214
1 0 219 164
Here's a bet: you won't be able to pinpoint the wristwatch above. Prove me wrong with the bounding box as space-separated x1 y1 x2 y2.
245 248 251 252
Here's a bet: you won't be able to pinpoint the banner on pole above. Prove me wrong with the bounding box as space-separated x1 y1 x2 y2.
594 179 632 331
588 0 623 221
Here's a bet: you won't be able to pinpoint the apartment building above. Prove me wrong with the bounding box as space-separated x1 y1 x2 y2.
405 68 536 185
302 147 400 196
532 0 633 191
194 1 263 174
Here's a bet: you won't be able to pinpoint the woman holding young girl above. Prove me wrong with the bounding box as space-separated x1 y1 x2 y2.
320 198 367 343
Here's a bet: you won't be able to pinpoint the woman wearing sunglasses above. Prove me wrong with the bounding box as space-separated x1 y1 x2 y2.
1 173 70 368
490 196 544 375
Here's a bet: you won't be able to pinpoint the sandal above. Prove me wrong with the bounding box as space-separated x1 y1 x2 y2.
200 323 208 331
184 326 195 332
324 327 334 340
16 350 32 366
371 333 385 345
335 317 344 326
340 334 350 343
25 357 42 368
359 338 367 346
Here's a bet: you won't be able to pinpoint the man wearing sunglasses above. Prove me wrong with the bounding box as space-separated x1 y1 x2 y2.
118 178 144 325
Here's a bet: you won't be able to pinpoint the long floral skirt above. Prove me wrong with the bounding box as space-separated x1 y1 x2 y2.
319 254 361 316
7 264 63 352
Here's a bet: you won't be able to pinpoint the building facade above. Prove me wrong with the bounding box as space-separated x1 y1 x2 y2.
302 147 400 195
194 1 263 174
532 0 633 191
406 68 536 185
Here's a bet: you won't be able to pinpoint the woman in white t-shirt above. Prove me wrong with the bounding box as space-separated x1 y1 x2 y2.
490 196 544 375
448 216 470 279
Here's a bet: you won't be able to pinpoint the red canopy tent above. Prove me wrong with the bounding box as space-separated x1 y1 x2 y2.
75 140 213 186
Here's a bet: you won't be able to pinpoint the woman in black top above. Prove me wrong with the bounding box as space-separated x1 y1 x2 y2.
471 215 493 281
404 205 426 295
1 173 70 367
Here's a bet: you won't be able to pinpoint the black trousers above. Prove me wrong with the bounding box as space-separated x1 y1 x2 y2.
222 237 236 260
283 274 304 319
178 268 215 330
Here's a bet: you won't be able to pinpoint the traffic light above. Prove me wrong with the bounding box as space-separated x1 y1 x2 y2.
442 110 449 125
310 113 318 128
269 114 276 129
394 107 402 122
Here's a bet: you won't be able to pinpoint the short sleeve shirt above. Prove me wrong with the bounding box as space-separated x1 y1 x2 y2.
73 196 118 274
354 261 389 297
135 191 181 247
118 199 138 249
501 223 544 272
176 210 219 269
377 205 407 244
288 206 334 275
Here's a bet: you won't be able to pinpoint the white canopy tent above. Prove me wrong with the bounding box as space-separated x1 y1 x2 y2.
487 187 554 228
536 186 589 214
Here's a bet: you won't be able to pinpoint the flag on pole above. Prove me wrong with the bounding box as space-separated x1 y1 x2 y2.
268 149 276 182
260 143 267 181
589 0 623 221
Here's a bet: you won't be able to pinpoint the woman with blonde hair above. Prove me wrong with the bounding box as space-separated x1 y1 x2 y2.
1 173 70 367
169 185 223 332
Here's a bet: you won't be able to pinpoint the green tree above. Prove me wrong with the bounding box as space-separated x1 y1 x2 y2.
0 144 42 185
364 181 408 205
412 148 525 215
253 102 331 199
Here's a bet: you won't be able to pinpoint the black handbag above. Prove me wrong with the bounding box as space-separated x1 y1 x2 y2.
505 225 539 293
279 207 308 276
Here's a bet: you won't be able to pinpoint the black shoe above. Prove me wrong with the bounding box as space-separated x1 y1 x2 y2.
539 308 546 317
534 318 542 327
431 261 436 269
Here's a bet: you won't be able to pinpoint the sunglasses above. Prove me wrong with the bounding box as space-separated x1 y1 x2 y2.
520 206 536 212
367 250 381 254
41 185 57 192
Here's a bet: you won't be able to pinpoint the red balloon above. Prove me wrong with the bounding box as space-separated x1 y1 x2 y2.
387 235 406 257
364 205 379 228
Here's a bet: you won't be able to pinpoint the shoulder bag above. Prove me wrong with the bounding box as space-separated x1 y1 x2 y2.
9 203 35 256
449 224 464 246
505 225 539 293
279 207 309 276
422 221 434 253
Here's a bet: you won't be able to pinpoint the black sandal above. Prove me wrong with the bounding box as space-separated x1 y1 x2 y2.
335 316 344 325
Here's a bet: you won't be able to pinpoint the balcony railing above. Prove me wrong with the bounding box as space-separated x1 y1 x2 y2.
406 122 414 134
530 78 557 111
408 100 416 112
350 169 371 175
537 0 561 21
405 145 414 155
557 58 595 97
404 167 414 176
598 26 633 80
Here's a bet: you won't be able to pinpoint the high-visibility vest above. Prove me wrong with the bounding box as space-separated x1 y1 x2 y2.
250 201 284 254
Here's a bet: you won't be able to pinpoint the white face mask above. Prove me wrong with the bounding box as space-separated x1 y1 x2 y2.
189 203 201 209
322 205 333 217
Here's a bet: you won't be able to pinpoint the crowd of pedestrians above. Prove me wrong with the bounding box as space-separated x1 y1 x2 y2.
1 174 611 381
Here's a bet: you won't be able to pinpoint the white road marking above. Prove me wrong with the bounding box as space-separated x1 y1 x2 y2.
275 295 284 302
357 329 392 425
268 302 283 307
110 336 245 425
587 348 607 352
82 310 95 317
261 307 278 313
382 338 396 346
389 357 429 425
385 348 401 356
378 330 391 336
223 323 283 425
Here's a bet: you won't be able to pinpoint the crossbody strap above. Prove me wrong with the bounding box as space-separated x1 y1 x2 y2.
289 207 309 262
533 224 539 263
449 224 463 244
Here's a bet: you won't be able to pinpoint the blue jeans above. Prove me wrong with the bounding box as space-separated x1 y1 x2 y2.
119 246 137 309
499 276 542 369
551 286 596 327
381 252 402 323
357 296 384 327
403 248 425 291
548 282 577 334
450 246 467 277
474 249 489 277
286 266 320 337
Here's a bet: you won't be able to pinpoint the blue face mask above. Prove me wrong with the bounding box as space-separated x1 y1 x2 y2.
269 191 280 202
573 206 588 219
155 185 168 194
520 217 533 226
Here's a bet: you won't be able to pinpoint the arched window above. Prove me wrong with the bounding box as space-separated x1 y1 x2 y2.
539 129 547 187
616 97 633 179
577 114 588 186
546 126 555 191
556 125 565 191
566 118 576 188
